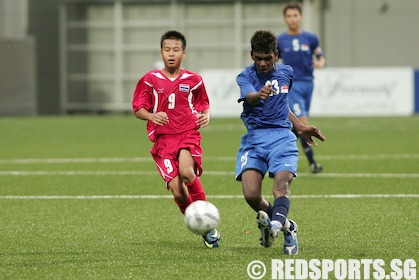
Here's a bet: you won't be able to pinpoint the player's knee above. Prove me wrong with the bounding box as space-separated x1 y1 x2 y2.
273 188 290 198
174 193 188 204
179 167 196 184
171 187 188 203
243 190 262 206
273 179 292 198
168 179 188 202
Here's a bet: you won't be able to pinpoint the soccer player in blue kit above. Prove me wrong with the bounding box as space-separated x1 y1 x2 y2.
277 1 326 173
235 30 325 254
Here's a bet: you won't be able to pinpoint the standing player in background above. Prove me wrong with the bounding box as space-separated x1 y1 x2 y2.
235 30 325 254
132 30 220 248
277 1 326 173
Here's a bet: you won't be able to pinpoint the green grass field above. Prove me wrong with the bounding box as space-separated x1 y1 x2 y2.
0 115 418 279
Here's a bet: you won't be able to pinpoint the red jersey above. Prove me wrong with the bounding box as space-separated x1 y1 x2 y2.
132 69 210 141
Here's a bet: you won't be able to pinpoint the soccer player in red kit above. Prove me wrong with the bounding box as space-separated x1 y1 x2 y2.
132 30 220 248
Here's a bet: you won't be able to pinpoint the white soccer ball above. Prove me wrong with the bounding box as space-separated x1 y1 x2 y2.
184 200 220 235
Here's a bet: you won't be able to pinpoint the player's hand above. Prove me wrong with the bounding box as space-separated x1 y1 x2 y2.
196 113 210 128
150 112 169 126
312 60 325 69
259 84 277 100
298 125 326 147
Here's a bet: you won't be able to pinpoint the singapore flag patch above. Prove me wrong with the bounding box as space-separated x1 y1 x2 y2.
301 44 310 51
280 85 289 94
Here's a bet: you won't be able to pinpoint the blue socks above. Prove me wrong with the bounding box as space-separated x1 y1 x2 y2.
301 138 315 165
272 196 290 228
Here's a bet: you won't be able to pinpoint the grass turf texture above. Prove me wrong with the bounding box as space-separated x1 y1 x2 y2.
0 115 418 279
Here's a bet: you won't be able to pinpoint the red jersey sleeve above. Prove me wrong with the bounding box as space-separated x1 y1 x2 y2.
132 72 158 142
132 73 154 113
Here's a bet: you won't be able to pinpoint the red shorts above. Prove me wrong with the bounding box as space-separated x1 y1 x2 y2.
151 130 203 184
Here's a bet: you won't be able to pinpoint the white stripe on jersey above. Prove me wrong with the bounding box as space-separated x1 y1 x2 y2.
188 80 203 114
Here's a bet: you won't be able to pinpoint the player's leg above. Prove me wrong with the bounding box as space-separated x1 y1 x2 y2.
271 170 293 229
290 98 316 169
236 135 277 247
241 170 271 215
268 130 297 230
272 171 298 255
151 152 192 214
267 130 299 254
178 149 206 202
178 148 219 248
237 134 272 216
178 131 207 201
179 149 206 201
301 82 322 173
241 170 278 248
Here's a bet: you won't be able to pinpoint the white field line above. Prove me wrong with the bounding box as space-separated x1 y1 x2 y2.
0 171 156 176
0 170 418 178
0 194 417 200
0 153 419 164
316 154 419 160
0 157 154 164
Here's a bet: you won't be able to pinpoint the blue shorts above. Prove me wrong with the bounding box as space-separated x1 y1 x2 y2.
235 128 298 181
288 80 314 118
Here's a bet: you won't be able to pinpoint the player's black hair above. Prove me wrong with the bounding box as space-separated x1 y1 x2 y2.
160 30 187 50
283 1 303 15
250 30 277 54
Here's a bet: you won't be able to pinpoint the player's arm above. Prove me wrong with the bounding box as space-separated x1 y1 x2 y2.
134 107 168 126
288 109 326 146
313 46 325 69
196 108 210 128
193 79 211 128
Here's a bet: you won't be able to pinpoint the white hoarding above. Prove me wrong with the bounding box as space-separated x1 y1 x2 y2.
311 68 414 116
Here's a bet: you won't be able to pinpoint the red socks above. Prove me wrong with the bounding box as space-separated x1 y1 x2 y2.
174 195 193 214
186 178 206 202
174 178 206 213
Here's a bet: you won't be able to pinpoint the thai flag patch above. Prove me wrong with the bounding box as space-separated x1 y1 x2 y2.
179 84 190 92
280 85 289 93
301 44 309 51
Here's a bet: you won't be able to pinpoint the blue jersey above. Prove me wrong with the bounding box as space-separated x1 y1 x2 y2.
236 63 293 131
277 31 319 81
